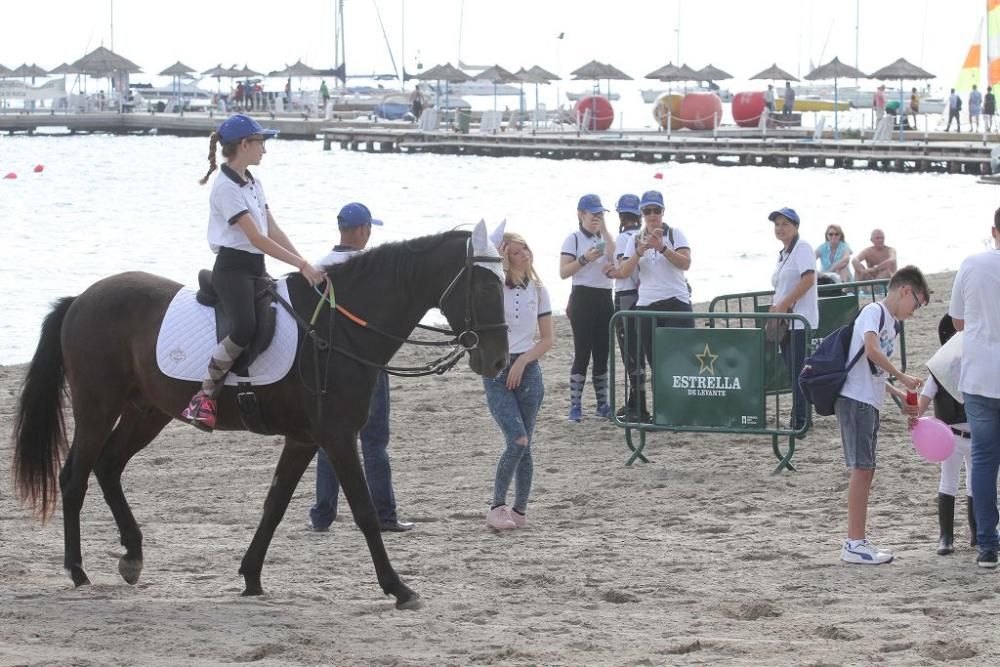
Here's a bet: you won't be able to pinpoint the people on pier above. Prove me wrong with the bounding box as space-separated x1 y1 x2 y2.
181 114 325 431
946 88 962 132
559 194 616 422
909 87 920 128
782 82 795 116
852 229 897 281
969 84 983 133
873 85 886 123
984 86 996 132
763 84 775 113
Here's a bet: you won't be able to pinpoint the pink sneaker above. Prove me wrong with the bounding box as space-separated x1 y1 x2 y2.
485 506 516 530
509 510 528 528
182 394 217 432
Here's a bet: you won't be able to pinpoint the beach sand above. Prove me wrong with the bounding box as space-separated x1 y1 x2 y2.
1 270 995 666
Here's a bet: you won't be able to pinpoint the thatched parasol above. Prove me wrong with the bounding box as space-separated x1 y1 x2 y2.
804 57 869 139
750 63 799 82
869 58 935 139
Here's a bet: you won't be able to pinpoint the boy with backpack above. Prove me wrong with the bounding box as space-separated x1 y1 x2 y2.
836 266 929 565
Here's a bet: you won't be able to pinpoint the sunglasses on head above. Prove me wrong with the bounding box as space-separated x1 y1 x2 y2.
642 206 663 215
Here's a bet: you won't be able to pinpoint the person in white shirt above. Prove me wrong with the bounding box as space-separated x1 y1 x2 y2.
484 232 554 531
182 114 325 431
949 208 1000 567
836 266 927 566
559 194 616 422
768 207 818 432
307 203 413 534
611 193 646 420
617 190 694 409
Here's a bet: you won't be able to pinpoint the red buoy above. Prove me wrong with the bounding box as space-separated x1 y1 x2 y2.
573 95 614 131
679 92 723 130
653 172 664 180
732 91 766 128
33 164 44 173
3 172 16 180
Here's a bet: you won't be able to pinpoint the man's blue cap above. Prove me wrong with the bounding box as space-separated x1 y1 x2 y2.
577 193 608 213
615 194 641 216
768 207 800 226
640 190 665 208
217 114 279 143
338 202 383 228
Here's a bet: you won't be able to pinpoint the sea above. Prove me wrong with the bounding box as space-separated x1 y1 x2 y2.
0 130 995 364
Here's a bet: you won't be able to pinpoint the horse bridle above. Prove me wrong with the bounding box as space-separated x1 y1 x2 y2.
436 238 509 352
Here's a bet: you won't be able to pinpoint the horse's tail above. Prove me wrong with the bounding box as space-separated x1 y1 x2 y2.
13 296 75 521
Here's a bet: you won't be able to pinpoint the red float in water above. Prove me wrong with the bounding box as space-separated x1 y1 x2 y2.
653 172 664 179
33 164 44 173
679 92 723 130
573 95 614 131
732 91 766 128
3 172 16 180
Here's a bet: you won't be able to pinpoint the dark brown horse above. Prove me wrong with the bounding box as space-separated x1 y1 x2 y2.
12 223 508 609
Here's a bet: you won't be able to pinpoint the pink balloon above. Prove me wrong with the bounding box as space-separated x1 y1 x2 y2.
911 416 956 463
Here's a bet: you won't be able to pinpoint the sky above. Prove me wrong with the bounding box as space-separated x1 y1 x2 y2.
0 0 989 91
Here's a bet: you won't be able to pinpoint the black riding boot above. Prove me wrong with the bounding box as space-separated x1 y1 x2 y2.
968 496 978 548
937 493 955 556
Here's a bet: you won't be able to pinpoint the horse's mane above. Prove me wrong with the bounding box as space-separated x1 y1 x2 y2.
324 229 471 293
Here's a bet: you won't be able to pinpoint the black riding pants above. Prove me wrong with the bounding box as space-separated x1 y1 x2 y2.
568 285 614 377
212 247 265 348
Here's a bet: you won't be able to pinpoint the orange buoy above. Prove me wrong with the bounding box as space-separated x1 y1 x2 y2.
3 172 16 179
33 164 44 173
573 95 614 131
679 92 723 130
732 91 766 128
653 93 684 130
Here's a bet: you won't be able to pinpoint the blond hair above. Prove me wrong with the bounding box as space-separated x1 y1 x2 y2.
501 232 542 286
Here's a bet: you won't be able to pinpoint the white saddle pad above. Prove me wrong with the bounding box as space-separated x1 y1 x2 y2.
156 278 297 386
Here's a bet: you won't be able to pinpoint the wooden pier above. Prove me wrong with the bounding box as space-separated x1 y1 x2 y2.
322 127 995 175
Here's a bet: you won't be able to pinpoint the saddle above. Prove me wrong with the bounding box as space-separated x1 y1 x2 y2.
195 269 279 435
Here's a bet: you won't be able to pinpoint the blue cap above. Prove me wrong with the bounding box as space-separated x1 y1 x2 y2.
768 207 800 225
577 194 608 213
615 194 641 216
337 202 383 228
640 190 665 209
217 114 279 143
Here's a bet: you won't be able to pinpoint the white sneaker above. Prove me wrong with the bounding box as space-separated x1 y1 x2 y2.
486 506 516 530
840 539 894 565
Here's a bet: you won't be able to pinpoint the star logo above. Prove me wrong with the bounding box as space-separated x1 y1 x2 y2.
695 344 718 376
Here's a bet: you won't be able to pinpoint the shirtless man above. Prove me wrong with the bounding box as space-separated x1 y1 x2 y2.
852 229 897 280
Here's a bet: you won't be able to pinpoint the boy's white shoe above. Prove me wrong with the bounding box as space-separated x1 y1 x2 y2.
841 539 894 565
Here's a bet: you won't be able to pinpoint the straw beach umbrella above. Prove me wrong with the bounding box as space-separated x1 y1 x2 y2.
473 64 518 114
71 46 142 110
159 61 196 110
570 60 631 128
415 62 470 124
696 64 733 83
804 57 868 139
869 57 935 139
750 63 799 82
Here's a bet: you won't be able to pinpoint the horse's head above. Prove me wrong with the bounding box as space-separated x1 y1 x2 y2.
439 221 508 378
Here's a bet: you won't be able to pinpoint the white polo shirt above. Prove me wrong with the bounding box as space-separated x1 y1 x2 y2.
207 165 269 254
316 246 361 267
505 279 552 355
771 238 819 330
623 225 691 306
614 228 640 293
561 229 612 289
949 249 1000 398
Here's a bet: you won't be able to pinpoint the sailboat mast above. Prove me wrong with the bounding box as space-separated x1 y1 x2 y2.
854 0 859 87
401 0 406 89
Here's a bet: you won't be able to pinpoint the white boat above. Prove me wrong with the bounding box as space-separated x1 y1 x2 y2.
566 91 620 101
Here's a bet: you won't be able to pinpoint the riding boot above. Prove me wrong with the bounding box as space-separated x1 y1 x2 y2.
201 335 246 398
568 373 585 422
593 372 610 418
968 496 978 548
937 492 955 556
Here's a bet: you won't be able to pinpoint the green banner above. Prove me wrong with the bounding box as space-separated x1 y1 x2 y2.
653 327 765 429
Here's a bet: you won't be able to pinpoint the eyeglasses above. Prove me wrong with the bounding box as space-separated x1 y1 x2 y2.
911 291 924 310
641 207 663 215
827 232 841 237
245 136 265 144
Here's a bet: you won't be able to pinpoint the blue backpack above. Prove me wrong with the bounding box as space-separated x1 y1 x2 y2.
798 305 885 416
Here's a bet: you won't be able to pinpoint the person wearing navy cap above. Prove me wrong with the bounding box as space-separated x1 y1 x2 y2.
609 193 648 421
181 114 326 431
559 194 616 422
307 203 413 533
768 206 818 434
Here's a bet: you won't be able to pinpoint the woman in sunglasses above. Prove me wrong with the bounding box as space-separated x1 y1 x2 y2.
616 190 694 399
181 114 326 431
815 223 853 283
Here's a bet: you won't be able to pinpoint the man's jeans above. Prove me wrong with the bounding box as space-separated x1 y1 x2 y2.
966 393 1000 551
310 371 397 528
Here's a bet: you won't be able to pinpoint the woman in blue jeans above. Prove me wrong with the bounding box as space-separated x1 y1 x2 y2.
484 232 554 531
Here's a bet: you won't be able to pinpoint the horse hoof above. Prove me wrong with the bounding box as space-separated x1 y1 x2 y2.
68 566 91 588
395 592 423 611
118 556 143 585
241 586 264 597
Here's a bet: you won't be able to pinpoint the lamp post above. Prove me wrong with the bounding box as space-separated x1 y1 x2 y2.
555 32 564 112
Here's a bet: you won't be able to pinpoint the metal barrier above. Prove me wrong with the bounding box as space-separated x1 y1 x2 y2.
608 279 907 473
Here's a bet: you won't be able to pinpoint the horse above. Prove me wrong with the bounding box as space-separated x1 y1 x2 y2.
12 221 508 610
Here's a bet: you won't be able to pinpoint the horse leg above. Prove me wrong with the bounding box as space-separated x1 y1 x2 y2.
239 437 316 596
93 406 170 585
322 435 421 610
59 406 120 588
